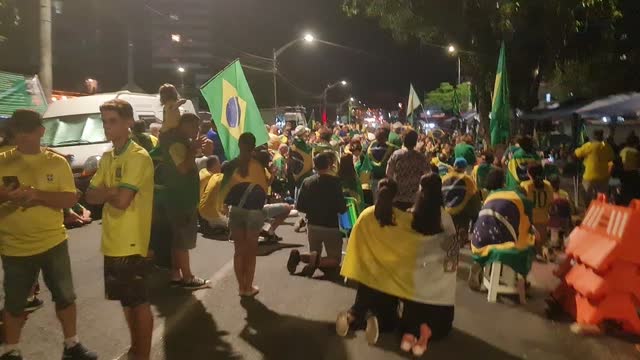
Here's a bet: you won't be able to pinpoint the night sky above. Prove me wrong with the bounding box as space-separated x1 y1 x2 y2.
1 0 457 110
216 0 455 109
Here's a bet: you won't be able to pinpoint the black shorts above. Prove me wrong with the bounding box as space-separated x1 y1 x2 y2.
104 255 150 308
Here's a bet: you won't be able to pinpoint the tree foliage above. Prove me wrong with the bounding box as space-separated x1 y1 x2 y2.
342 0 621 140
425 82 471 113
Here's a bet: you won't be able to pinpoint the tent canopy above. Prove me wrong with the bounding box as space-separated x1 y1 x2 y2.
574 93 640 119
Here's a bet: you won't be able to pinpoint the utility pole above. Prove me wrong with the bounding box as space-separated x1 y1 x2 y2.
39 0 53 100
272 48 278 119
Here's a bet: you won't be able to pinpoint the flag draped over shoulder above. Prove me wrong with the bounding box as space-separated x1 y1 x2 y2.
200 60 269 160
289 138 313 183
490 42 511 146
407 84 421 116
341 207 457 304
471 189 536 275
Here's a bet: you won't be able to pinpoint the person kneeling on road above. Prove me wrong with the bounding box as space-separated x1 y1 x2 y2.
287 152 347 277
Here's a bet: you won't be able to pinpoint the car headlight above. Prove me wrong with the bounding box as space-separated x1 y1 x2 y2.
81 155 101 177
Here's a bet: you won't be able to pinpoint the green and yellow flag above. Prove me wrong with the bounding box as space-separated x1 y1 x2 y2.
200 60 269 159
490 42 511 146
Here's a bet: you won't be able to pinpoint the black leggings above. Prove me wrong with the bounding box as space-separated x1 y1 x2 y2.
400 300 454 339
350 284 399 331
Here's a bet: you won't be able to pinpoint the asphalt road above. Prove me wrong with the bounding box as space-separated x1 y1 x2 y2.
8 217 638 360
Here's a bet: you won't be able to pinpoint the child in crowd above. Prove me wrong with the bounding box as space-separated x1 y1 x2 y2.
158 84 187 135
548 175 574 250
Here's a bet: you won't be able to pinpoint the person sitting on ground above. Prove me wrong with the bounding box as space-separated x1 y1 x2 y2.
130 120 155 152
199 156 220 195
337 176 457 356
198 158 227 236
287 152 347 277
520 163 554 261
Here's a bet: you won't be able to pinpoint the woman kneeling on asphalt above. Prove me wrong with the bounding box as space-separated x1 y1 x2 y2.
337 174 458 357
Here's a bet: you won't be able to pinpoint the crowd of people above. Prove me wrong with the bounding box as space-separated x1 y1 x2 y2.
0 80 639 359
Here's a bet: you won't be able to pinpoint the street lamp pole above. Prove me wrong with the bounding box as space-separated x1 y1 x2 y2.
457 55 461 86
272 33 314 119
322 80 347 124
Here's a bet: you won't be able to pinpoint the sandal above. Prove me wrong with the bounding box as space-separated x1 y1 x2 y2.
336 311 352 337
240 286 260 298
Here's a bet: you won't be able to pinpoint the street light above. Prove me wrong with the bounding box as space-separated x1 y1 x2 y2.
322 80 349 124
447 44 461 85
177 66 185 93
272 33 315 115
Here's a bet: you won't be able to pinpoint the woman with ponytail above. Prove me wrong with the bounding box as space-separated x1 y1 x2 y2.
336 179 402 345
338 176 458 357
520 163 554 260
221 132 270 297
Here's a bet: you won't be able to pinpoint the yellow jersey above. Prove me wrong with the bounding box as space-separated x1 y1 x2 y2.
620 146 639 172
521 180 554 225
574 141 614 181
0 148 76 256
89 140 154 257
199 168 213 195
199 173 225 222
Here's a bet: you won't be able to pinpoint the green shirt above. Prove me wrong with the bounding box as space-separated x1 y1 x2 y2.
152 130 199 210
454 143 476 166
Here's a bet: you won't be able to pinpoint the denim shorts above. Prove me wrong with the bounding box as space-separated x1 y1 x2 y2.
228 206 265 232
2 240 76 316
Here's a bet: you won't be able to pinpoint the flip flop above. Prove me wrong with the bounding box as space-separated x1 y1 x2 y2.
240 286 260 298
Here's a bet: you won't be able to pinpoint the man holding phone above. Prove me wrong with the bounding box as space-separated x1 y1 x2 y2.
0 110 97 360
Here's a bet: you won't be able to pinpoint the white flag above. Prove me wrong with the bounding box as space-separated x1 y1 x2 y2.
407 84 421 115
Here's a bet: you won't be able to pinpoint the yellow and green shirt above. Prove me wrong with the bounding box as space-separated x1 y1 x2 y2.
90 140 154 257
0 148 76 256
521 180 554 225
574 141 614 182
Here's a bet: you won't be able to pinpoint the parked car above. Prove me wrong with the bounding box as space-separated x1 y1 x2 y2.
41 91 196 190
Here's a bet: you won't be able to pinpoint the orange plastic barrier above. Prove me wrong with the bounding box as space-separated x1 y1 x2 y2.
552 196 640 335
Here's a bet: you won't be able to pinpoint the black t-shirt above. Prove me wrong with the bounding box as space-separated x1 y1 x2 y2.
296 174 347 228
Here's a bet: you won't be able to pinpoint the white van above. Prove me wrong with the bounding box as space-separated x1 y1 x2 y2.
41 91 196 186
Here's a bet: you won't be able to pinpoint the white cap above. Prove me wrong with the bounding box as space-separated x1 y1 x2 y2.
393 122 403 129
294 125 309 137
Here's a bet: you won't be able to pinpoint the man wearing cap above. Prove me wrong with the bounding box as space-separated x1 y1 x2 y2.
442 158 482 246
0 110 97 360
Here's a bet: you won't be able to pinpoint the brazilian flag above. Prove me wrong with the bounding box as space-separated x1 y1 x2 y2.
506 149 541 189
289 138 313 184
471 189 536 276
200 60 269 160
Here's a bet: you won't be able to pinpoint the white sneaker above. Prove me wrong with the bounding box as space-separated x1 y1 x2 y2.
365 315 379 345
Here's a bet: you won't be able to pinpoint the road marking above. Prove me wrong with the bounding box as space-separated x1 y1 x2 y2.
113 259 235 360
